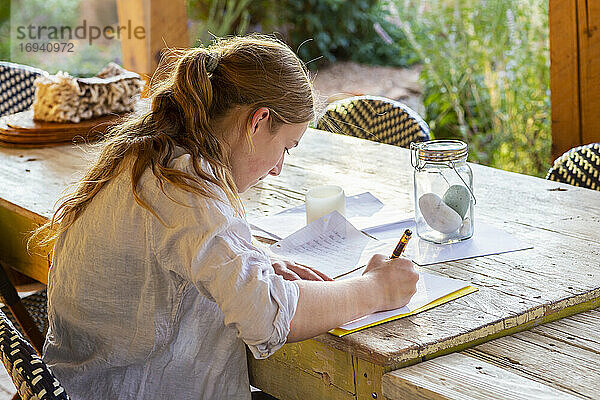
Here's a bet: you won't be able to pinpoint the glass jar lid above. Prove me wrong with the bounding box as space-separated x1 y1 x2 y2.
411 140 468 162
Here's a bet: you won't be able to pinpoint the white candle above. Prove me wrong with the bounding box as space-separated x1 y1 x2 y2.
305 185 346 224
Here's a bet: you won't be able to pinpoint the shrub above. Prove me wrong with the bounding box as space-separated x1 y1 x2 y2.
281 0 415 68
392 0 551 177
0 0 9 60
188 0 417 69
188 0 253 45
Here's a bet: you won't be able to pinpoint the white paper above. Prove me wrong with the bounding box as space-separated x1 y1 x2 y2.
248 206 306 241
249 192 388 240
270 211 378 279
361 219 532 266
256 193 532 269
338 272 471 331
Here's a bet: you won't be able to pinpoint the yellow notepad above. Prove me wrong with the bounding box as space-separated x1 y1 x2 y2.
329 274 478 337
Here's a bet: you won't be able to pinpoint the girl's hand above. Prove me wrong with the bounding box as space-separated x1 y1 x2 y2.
362 254 419 311
272 260 333 281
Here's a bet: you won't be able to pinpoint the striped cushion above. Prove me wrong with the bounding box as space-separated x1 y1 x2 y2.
316 95 430 148
0 310 69 399
0 62 48 117
546 143 600 191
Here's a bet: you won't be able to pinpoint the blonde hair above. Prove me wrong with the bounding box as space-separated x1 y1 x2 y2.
29 34 315 251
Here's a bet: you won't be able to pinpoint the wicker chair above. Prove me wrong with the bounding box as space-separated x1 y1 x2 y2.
0 309 69 400
316 95 430 148
546 143 600 191
0 62 47 117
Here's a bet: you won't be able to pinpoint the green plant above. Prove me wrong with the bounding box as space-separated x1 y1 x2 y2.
3 0 109 74
393 0 551 177
0 0 80 62
188 0 252 45
0 0 10 60
281 0 416 68
186 0 417 68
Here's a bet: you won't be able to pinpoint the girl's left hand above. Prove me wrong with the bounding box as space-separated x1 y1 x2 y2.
272 260 333 281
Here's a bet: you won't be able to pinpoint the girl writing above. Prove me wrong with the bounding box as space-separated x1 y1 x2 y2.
33 35 418 400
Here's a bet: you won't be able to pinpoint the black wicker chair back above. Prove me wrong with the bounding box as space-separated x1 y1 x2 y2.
316 95 430 148
0 62 47 117
0 309 69 399
546 143 600 191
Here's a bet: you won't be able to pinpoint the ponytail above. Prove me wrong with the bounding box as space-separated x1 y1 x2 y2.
28 34 315 252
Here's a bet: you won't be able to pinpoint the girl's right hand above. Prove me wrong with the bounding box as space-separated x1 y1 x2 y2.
362 254 419 311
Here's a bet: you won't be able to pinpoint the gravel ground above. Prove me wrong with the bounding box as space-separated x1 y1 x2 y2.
310 61 424 116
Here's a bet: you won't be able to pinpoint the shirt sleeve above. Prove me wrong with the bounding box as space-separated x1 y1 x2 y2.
149 187 299 359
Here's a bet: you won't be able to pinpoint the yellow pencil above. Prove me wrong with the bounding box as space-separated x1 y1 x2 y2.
390 229 412 259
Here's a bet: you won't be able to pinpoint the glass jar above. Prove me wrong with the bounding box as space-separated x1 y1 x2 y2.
411 140 475 244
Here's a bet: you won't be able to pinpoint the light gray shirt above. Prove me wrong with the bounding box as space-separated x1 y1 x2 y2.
43 150 299 400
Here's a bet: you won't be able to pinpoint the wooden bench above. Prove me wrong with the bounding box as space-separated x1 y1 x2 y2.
382 309 600 399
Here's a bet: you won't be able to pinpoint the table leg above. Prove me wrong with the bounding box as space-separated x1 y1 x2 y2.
0 205 49 284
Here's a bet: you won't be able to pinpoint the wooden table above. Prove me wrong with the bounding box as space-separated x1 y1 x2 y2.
1 129 599 400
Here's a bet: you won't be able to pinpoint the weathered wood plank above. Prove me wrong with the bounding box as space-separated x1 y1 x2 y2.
0 206 49 284
117 0 189 76
549 0 581 161
549 0 600 160
383 309 600 400
382 352 583 400
322 290 600 370
248 339 356 395
530 309 600 354
578 0 600 147
0 146 90 282
470 328 600 398
247 349 355 400
0 145 90 220
116 0 151 76
354 357 386 400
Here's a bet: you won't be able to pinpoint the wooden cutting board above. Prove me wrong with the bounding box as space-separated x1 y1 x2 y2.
0 110 122 147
